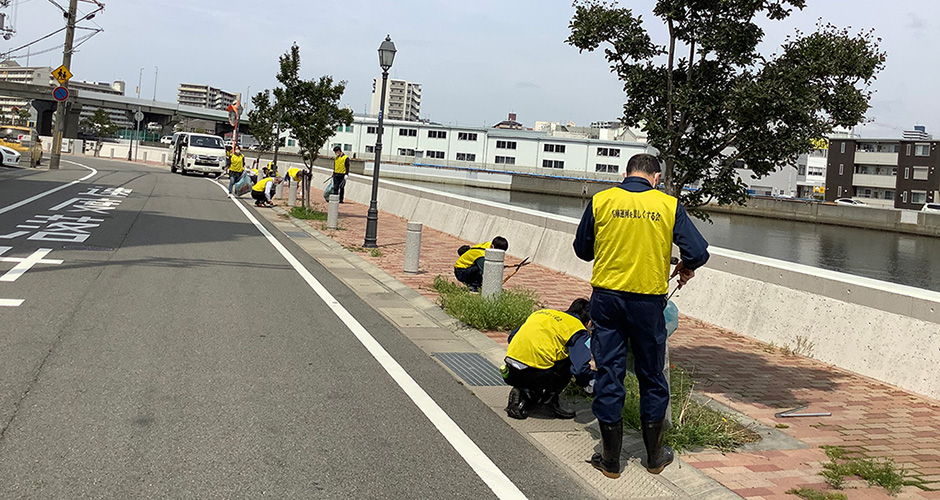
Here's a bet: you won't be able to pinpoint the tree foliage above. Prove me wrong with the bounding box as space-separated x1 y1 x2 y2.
248 89 279 161
274 43 353 168
567 0 885 214
80 108 118 157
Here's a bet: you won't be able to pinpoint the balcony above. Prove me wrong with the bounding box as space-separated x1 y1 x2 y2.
854 151 898 165
853 173 897 189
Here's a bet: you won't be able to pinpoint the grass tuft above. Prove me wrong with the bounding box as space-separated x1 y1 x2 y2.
820 445 915 495
786 487 847 500
432 276 540 331
290 206 327 220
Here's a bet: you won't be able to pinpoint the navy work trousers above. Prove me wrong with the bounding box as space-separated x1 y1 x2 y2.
590 289 669 424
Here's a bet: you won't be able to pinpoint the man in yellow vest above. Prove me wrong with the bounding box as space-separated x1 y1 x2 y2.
502 298 595 420
227 147 246 198
332 146 349 203
453 236 508 292
286 166 307 184
251 176 282 207
574 153 709 479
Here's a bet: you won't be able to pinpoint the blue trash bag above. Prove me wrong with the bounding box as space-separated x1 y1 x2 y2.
664 300 679 337
323 179 333 201
234 172 253 197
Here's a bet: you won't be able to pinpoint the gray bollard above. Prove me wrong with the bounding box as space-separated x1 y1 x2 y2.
327 194 339 229
288 182 298 206
403 222 423 273
481 248 506 298
142 152 148 162
275 181 284 199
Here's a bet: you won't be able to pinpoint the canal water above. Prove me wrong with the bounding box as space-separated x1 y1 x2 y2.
398 180 940 293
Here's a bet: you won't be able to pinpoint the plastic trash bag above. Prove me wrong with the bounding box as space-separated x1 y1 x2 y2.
323 179 333 201
234 172 253 197
664 300 679 337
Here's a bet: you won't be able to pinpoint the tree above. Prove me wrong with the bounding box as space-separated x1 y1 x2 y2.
248 89 280 163
274 43 353 168
80 108 118 157
567 0 885 215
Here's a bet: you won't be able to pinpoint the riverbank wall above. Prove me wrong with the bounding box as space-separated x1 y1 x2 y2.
309 164 940 401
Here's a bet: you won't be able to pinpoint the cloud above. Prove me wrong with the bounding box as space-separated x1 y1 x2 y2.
515 81 540 89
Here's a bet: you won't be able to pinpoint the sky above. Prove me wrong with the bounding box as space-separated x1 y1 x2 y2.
3 0 939 138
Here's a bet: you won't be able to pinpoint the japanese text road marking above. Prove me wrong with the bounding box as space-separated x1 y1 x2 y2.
207 179 528 500
0 247 63 282
0 299 24 307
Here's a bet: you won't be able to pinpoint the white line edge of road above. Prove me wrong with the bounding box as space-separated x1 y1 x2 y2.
0 162 97 216
207 178 528 500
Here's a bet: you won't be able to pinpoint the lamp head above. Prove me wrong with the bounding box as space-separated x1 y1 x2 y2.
377 35 397 71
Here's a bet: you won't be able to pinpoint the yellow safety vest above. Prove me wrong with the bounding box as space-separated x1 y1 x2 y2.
455 242 492 269
229 154 245 173
287 167 303 182
334 154 348 174
590 187 677 294
506 309 586 369
252 178 273 192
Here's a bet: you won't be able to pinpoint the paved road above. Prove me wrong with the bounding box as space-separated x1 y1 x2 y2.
0 158 593 499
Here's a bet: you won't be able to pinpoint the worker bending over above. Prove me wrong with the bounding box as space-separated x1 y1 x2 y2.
251 176 282 207
453 236 508 292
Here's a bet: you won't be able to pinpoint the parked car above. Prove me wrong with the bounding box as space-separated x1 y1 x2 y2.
160 135 173 145
168 132 228 176
834 198 867 206
0 144 21 167
921 203 940 213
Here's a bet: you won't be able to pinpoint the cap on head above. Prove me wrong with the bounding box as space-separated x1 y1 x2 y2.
333 146 342 152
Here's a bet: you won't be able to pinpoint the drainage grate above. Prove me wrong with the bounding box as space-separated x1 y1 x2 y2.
62 245 115 251
433 352 506 387
284 231 310 238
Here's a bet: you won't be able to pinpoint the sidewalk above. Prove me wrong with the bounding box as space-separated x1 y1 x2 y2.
276 195 940 500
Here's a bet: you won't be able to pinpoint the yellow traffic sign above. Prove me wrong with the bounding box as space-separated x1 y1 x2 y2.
52 65 73 85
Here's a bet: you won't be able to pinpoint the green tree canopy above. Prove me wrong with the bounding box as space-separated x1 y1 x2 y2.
567 0 885 214
274 43 353 167
248 89 280 156
80 108 118 157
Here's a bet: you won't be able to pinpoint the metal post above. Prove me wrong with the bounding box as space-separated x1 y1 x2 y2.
288 181 297 206
48 0 78 170
403 222 422 274
363 69 389 248
481 248 506 298
327 194 339 230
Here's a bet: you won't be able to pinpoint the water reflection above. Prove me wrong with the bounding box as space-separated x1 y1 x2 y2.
398 180 940 292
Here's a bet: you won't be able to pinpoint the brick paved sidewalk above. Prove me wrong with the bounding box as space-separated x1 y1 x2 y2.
279 196 940 500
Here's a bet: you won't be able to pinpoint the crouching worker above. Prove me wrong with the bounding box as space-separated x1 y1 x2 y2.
502 298 595 420
453 236 508 292
251 176 282 207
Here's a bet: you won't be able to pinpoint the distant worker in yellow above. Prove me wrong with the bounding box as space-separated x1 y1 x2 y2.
251 176 282 207
453 236 508 292
332 146 349 203
227 147 246 198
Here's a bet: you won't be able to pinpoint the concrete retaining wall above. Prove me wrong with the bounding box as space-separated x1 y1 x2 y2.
311 165 940 400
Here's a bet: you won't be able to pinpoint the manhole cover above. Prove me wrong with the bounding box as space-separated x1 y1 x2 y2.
284 231 310 238
62 245 115 251
433 352 505 387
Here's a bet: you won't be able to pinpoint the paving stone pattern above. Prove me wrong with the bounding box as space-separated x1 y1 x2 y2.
280 196 940 500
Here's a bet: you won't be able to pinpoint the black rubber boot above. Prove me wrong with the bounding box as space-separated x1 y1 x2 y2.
505 387 529 420
642 420 674 474
588 420 622 479
546 392 576 419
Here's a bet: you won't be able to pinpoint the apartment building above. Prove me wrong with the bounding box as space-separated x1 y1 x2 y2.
0 60 54 121
70 80 131 129
826 138 939 209
177 83 237 110
370 78 421 121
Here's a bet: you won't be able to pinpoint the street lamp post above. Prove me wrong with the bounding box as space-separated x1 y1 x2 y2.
128 67 143 161
363 35 397 248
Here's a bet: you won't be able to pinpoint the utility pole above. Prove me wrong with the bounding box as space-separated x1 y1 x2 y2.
48 0 78 170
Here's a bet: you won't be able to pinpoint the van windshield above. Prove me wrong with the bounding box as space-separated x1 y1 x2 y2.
190 136 223 148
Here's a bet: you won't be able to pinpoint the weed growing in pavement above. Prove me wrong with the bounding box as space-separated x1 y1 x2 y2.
819 445 918 495
775 423 790 429
342 245 366 253
785 487 847 500
290 206 327 220
432 275 540 331
762 342 777 354
794 335 816 357
370 249 383 258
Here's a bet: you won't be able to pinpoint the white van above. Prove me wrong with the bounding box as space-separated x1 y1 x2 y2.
169 132 227 176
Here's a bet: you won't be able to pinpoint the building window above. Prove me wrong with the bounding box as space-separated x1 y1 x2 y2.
884 190 895 200
862 189 872 198
913 166 929 180
397 148 415 156
456 152 476 161
398 128 417 137
365 145 375 153
906 144 912 156
595 163 619 173
367 126 378 134
902 191 907 203
287 139 295 147
544 144 566 153
496 140 517 150
915 144 931 156
344 144 352 151
458 132 478 141
428 130 447 139
839 164 843 175
912 191 927 204
840 142 846 154
345 125 353 132
494 156 515 164
838 186 843 196
425 150 445 159
905 167 910 179
597 147 621 157
542 159 564 169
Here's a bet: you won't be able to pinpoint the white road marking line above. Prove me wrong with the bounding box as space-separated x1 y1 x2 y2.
0 299 24 307
206 178 528 500
0 248 63 282
0 163 97 215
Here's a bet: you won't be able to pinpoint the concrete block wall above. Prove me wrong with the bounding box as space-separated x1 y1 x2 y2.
310 166 940 400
